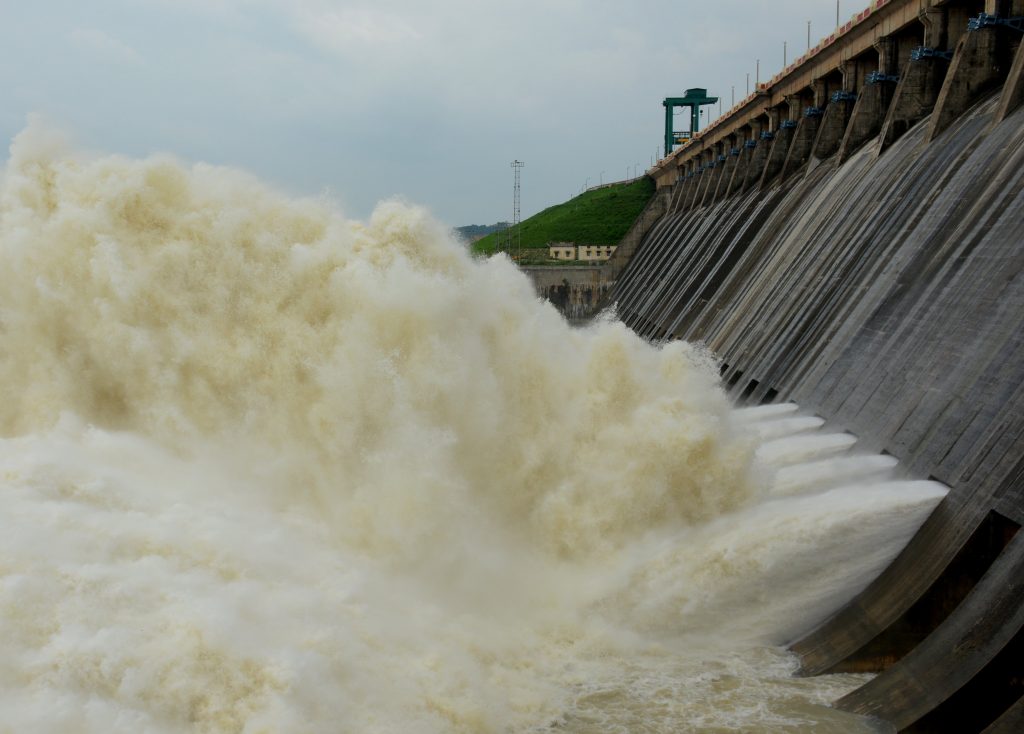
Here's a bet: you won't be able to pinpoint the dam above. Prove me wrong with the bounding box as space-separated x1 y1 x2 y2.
0 0 1020 730
539 0 1024 730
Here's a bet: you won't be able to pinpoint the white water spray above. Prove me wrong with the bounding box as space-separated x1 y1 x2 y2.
0 125 943 732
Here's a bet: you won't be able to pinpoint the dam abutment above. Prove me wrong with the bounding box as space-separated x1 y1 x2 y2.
879 51 950 151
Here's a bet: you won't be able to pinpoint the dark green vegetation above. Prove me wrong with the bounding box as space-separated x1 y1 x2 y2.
455 222 509 241
471 177 655 256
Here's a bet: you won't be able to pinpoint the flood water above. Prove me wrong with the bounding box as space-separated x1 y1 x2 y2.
0 124 942 732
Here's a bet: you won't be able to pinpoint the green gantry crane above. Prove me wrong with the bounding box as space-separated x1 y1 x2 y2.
663 88 719 157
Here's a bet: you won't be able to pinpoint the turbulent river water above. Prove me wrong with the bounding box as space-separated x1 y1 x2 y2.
0 125 945 732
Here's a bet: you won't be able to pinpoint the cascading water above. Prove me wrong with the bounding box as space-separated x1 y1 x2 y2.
0 124 944 733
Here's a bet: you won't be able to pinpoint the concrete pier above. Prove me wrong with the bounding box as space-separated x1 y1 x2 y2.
995 33 1024 121
929 24 1008 140
840 78 894 161
880 54 949 151
781 112 820 179
811 95 854 162
742 135 771 191
759 125 794 189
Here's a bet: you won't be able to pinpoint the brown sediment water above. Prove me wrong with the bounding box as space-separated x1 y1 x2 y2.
0 123 942 732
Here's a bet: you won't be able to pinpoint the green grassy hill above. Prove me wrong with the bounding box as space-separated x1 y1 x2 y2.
473 177 655 257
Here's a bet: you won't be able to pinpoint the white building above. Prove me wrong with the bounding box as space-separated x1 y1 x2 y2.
548 242 576 260
577 244 616 262
546 243 617 262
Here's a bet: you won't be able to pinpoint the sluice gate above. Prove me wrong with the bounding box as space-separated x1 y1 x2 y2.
596 0 1024 730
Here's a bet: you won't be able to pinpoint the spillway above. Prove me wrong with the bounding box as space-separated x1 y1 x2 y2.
589 2 1024 730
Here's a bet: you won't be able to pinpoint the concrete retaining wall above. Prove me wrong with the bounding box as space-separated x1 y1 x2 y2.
520 266 610 322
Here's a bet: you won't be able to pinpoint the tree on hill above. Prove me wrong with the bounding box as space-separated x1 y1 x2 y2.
455 222 510 242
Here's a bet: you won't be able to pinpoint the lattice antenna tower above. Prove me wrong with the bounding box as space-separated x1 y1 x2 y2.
511 160 524 261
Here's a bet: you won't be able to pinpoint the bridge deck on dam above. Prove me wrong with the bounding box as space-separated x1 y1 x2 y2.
532 1 1024 730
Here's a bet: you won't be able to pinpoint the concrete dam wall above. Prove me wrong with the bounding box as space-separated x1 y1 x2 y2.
592 1 1024 731
520 266 610 323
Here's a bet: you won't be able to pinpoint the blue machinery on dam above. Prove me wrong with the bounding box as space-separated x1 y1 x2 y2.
536 0 1024 730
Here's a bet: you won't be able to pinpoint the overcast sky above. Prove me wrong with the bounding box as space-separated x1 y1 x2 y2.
1 1 857 226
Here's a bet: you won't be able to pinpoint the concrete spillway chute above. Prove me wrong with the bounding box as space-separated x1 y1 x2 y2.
663 87 718 157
